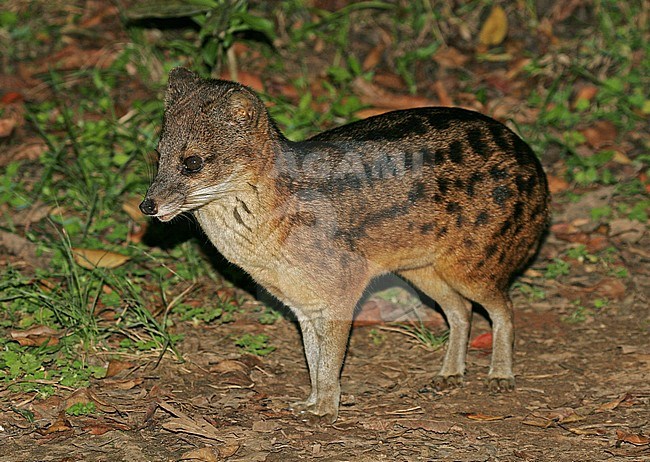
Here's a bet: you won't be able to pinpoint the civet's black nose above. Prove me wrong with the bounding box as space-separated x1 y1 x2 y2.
139 198 157 215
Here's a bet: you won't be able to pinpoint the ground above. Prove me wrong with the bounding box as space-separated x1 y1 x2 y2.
0 1 648 461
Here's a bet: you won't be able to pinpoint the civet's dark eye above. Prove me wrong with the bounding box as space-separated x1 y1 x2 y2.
182 156 203 173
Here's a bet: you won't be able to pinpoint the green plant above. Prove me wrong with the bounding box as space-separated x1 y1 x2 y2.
368 328 386 346
544 258 571 279
513 282 546 301
235 333 275 356
258 307 281 325
66 401 97 416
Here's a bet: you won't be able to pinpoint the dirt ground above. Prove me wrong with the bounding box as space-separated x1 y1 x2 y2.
1 1 648 461
1 227 648 460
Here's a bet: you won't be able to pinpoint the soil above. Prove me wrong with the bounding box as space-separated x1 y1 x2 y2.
1 1 648 461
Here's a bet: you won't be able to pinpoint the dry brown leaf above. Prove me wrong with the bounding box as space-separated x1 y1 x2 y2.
433 46 469 68
179 447 219 462
363 42 386 71
10 325 60 347
354 107 391 119
432 80 453 106
478 6 508 46
395 419 461 434
105 359 136 378
0 117 17 137
351 77 438 110
219 70 264 92
218 443 240 458
522 415 555 428
547 174 570 193
616 430 650 446
39 412 73 435
580 120 618 149
103 377 144 390
464 412 509 421
573 84 599 108
252 420 281 433
163 416 223 441
597 394 629 412
72 247 130 269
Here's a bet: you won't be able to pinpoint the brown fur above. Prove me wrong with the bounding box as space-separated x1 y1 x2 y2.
141 68 550 423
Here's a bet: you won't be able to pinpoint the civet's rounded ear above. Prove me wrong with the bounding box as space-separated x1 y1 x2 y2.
165 67 200 108
227 90 259 125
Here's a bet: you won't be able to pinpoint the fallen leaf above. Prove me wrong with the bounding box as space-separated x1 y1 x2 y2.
102 377 144 390
609 219 645 243
395 419 461 434
105 359 136 378
179 447 219 462
363 41 386 71
72 247 130 269
588 277 626 300
478 6 508 46
572 85 599 108
159 401 223 441
10 325 60 347
547 174 570 193
252 420 281 433
470 332 492 350
351 77 438 110
39 412 73 435
580 120 618 149
0 117 17 137
1 91 23 104
616 430 650 446
219 70 264 92
433 46 469 68
218 443 240 458
597 394 629 412
432 80 453 106
464 412 509 421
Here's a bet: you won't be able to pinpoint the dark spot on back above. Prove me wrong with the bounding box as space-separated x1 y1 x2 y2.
467 128 490 159
513 201 525 218
437 226 448 237
492 185 512 208
499 219 512 235
428 113 452 130
486 243 498 259
408 181 427 203
489 124 512 152
475 211 489 226
421 222 435 234
498 251 507 264
429 148 446 166
446 202 463 227
437 177 449 195
463 238 474 248
467 172 483 197
454 178 464 190
446 201 461 214
415 147 437 169
515 174 537 195
449 140 464 164
513 136 534 165
489 165 509 181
